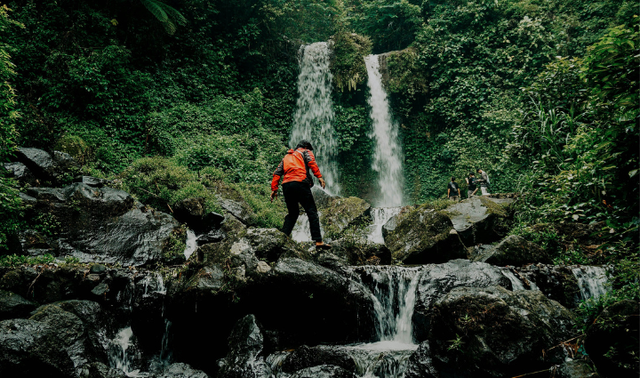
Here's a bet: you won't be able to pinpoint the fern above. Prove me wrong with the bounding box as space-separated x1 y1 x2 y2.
139 0 186 35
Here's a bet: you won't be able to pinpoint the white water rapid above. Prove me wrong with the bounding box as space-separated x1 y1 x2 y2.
183 229 198 259
290 42 340 195
365 55 404 207
571 265 610 301
367 207 402 244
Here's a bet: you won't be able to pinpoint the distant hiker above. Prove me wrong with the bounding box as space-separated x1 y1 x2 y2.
466 172 478 198
271 140 331 251
448 177 461 201
477 169 490 195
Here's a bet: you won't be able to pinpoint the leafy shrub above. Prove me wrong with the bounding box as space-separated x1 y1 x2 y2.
230 182 287 229
120 156 219 214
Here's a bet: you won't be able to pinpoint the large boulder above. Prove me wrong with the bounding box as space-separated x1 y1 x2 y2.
24 183 183 266
12 147 80 186
412 259 517 340
585 300 639 378
382 205 466 264
217 314 271 378
444 196 515 246
317 195 371 240
471 235 551 266
237 257 378 346
428 285 576 377
0 302 99 378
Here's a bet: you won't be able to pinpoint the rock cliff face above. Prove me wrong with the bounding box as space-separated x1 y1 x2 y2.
0 148 631 378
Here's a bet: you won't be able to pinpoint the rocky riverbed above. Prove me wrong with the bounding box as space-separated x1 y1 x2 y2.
1 148 636 378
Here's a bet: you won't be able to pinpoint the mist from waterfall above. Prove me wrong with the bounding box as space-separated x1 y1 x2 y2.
365 54 404 207
290 42 340 195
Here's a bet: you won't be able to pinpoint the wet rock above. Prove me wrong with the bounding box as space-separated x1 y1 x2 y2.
237 257 377 346
514 264 611 309
407 260 516 341
382 205 466 264
444 196 515 246
76 176 113 188
290 364 357 378
173 197 224 233
157 362 210 378
403 341 439 378
471 235 551 266
3 161 37 185
217 314 271 378
13 229 54 257
25 183 182 266
280 345 358 374
0 303 90 377
328 238 392 266
318 196 371 240
14 147 80 186
555 359 600 378
429 285 576 377
0 290 37 320
585 300 639 378
85 361 127 378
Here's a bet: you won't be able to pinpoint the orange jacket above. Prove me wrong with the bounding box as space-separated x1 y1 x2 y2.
271 148 322 191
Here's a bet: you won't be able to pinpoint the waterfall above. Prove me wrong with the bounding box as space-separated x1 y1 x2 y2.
354 266 421 346
109 327 145 377
571 265 609 301
365 55 404 207
290 42 340 195
183 229 198 260
291 211 325 243
367 207 402 244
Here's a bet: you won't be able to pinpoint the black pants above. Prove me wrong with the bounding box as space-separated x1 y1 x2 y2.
281 181 322 242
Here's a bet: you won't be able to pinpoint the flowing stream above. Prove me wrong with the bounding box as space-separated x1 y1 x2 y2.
290 42 340 195
365 55 404 207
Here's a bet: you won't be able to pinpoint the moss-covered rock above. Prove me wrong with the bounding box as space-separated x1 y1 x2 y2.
471 235 551 266
444 196 515 246
382 205 466 264
318 196 371 240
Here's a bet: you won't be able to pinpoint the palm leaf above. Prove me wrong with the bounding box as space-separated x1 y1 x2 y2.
139 0 186 34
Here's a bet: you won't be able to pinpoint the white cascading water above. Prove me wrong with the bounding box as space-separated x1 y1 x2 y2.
290 42 340 195
571 265 609 301
367 207 402 244
291 212 325 243
348 266 421 378
109 327 144 377
365 55 404 208
183 229 198 259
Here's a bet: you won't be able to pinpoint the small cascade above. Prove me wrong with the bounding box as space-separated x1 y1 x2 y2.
183 229 198 259
291 211 324 243
290 42 340 195
500 267 539 291
571 265 610 301
367 207 402 244
356 266 421 344
365 55 404 207
139 272 166 297
109 327 145 377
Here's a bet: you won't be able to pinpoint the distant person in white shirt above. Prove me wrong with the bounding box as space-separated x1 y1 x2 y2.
477 169 490 196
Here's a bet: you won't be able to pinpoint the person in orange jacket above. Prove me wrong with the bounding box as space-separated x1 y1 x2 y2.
270 140 331 250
